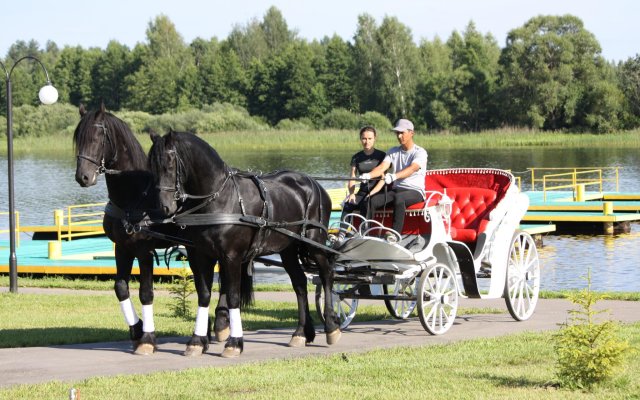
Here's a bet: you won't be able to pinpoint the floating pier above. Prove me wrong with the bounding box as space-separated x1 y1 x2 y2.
0 238 186 276
523 189 640 234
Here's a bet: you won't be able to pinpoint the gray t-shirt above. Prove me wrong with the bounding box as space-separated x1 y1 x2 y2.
384 144 428 195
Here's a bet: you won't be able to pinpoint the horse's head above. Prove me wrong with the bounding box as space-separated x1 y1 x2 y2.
73 103 113 187
148 130 182 217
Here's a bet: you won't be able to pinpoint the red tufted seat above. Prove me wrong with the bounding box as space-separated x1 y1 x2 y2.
445 187 497 243
372 169 512 246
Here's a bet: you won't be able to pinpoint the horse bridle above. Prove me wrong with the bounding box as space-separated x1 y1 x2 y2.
156 147 233 216
155 148 188 202
76 122 119 175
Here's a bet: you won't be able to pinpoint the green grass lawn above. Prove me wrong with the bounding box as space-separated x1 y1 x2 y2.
1 324 638 399
0 289 505 348
1 278 638 399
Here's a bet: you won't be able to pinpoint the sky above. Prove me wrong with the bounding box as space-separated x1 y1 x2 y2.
2 0 638 63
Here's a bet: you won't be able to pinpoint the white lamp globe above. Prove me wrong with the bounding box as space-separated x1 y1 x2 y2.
39 84 58 105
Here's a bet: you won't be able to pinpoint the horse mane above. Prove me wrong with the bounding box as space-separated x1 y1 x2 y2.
150 130 226 180
73 109 148 170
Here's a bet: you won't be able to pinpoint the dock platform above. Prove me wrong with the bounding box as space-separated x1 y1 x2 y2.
524 191 640 234
0 238 185 276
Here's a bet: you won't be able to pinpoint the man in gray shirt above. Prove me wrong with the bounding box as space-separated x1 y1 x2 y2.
359 118 427 241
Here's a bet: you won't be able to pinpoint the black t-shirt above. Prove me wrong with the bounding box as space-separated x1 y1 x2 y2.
350 149 386 194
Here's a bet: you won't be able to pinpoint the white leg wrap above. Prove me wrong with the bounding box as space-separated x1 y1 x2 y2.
229 308 243 337
119 298 139 326
142 304 155 333
194 306 209 337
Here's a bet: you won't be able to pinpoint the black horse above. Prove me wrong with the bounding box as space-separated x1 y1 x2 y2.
148 130 341 357
73 104 221 355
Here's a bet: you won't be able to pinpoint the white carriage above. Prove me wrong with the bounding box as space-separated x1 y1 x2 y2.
315 168 541 335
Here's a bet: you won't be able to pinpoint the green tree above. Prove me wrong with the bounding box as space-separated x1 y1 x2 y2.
124 15 196 114
261 6 296 54
319 35 357 111
352 14 382 113
499 15 608 130
576 61 624 133
52 46 100 106
283 43 328 122
415 37 454 130
376 16 420 119
446 22 501 131
248 43 327 125
190 38 248 108
225 6 294 70
226 19 269 69
90 40 134 110
618 55 640 128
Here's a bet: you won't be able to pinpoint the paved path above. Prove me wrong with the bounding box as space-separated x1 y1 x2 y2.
1 289 639 388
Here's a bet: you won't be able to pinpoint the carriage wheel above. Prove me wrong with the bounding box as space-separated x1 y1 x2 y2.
417 263 458 335
315 283 359 330
383 279 417 319
504 231 540 321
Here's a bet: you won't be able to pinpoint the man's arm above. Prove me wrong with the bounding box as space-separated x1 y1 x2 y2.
361 160 391 179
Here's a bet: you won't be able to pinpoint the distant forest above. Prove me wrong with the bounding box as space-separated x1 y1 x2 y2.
2 6 640 133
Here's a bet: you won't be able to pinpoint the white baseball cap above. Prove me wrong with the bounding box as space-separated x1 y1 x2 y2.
391 118 414 132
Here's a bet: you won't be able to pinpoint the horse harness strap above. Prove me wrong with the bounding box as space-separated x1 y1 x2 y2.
105 202 194 247
169 172 335 257
244 175 272 263
105 201 148 234
164 162 332 256
170 213 339 256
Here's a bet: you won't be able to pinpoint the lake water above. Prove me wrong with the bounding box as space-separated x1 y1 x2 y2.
1 146 639 292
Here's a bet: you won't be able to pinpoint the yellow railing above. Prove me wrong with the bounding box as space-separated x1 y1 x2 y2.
57 202 106 241
539 169 604 201
0 211 20 247
529 167 620 194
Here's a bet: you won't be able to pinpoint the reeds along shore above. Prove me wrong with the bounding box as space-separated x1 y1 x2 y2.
4 128 640 156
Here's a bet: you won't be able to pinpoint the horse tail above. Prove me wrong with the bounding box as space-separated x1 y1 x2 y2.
240 261 255 308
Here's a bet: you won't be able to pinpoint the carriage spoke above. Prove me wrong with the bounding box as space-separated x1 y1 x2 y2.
439 306 449 326
418 263 458 335
505 232 540 322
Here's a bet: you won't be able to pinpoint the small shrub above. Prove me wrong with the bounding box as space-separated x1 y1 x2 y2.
138 103 269 133
116 110 152 134
321 108 360 130
3 103 79 137
169 259 196 320
553 270 631 389
358 111 392 132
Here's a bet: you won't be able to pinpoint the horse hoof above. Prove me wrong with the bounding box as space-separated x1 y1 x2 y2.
326 329 342 345
215 327 230 342
220 347 242 358
288 336 306 348
184 345 205 357
134 343 156 356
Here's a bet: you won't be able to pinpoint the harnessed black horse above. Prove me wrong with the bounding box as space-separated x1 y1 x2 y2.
148 130 342 357
73 104 205 355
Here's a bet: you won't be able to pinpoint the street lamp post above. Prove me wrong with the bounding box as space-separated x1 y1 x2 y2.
1 56 58 293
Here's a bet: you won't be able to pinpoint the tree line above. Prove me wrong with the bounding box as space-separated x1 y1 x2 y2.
2 7 640 133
